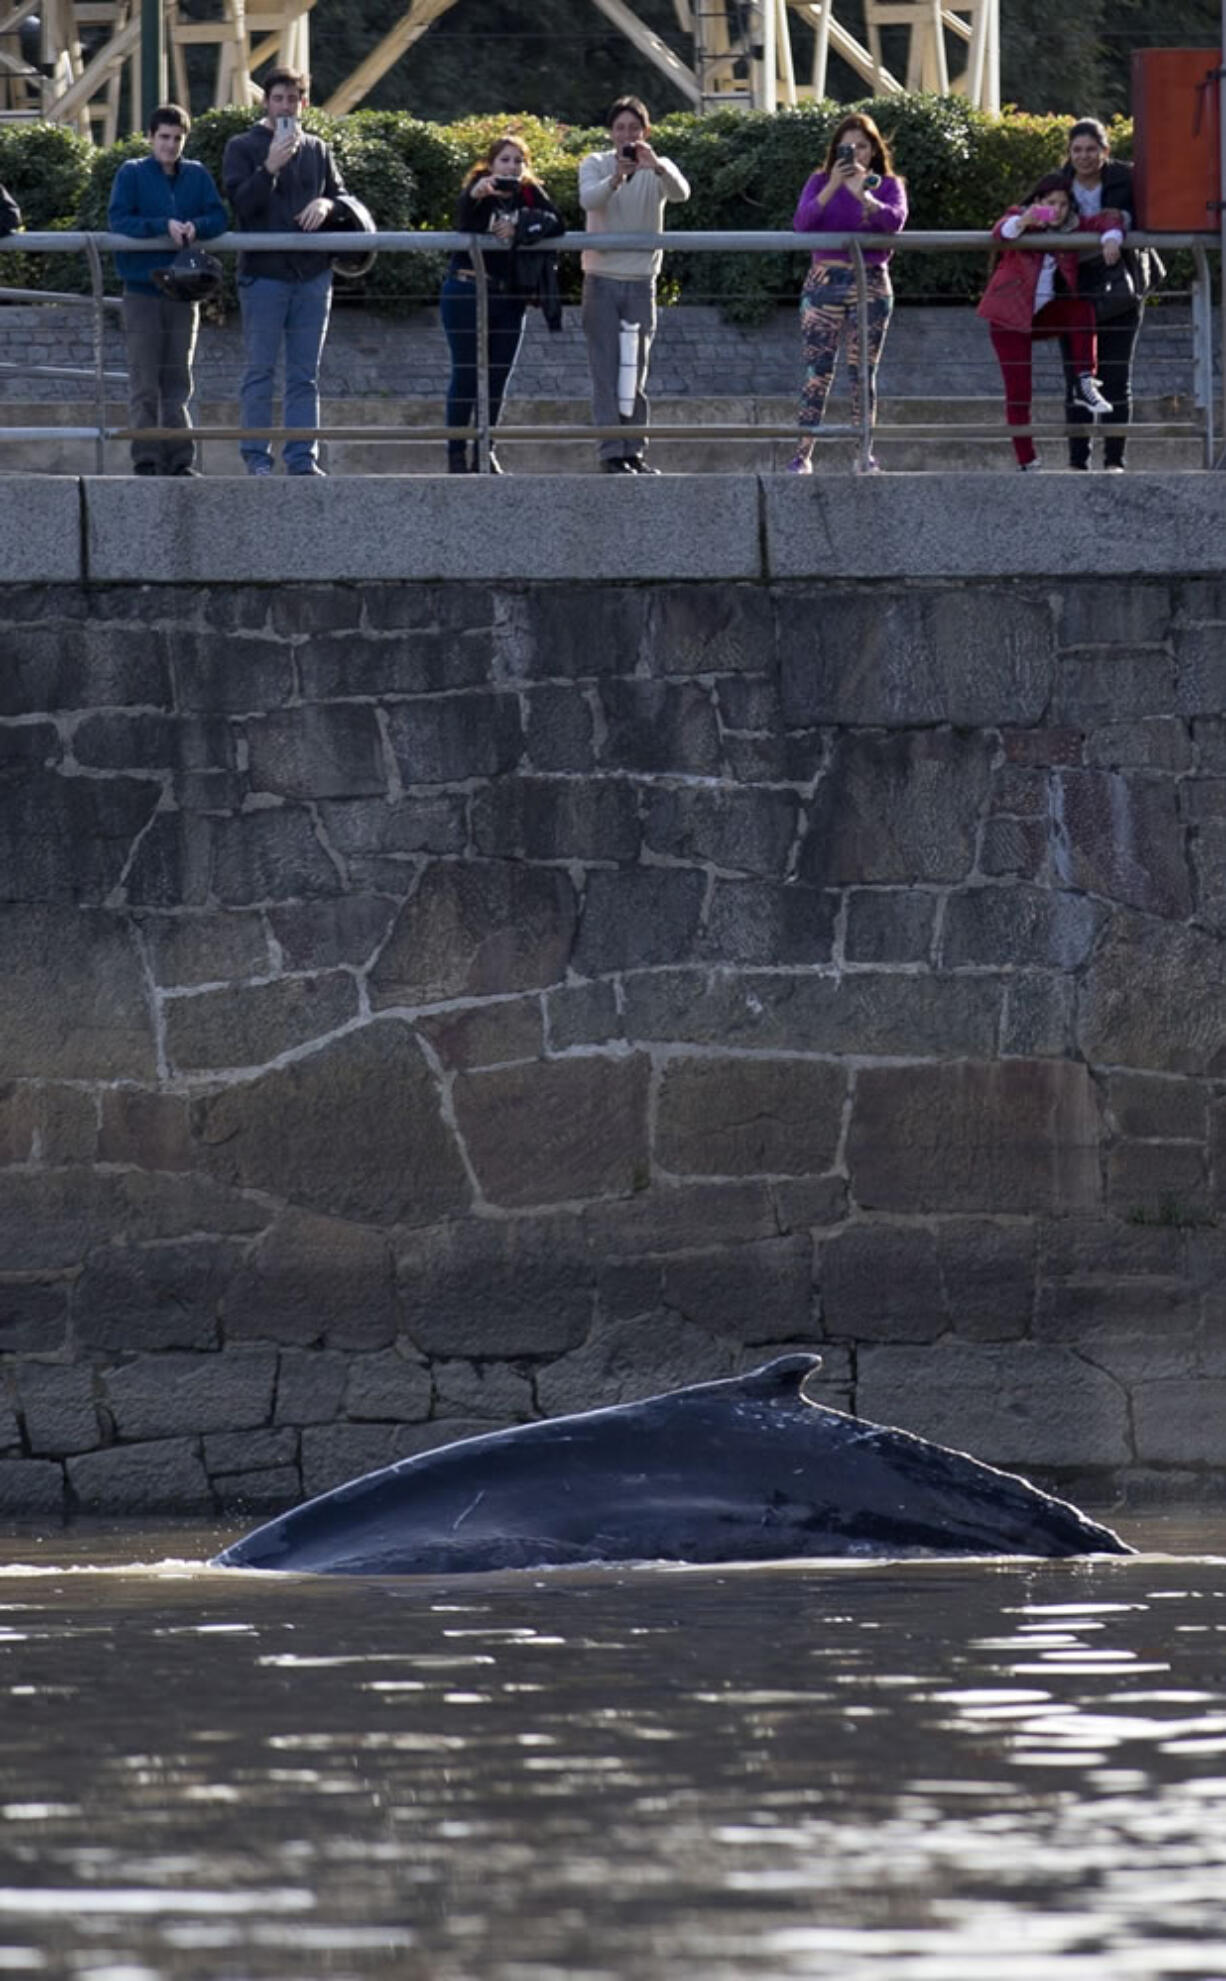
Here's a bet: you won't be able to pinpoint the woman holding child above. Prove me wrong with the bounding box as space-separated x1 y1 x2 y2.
977 174 1119 471
1057 116 1144 472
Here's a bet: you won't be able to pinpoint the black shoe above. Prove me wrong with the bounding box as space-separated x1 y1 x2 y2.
133 461 159 477
601 458 635 474
625 456 660 475
288 463 327 477
171 465 201 477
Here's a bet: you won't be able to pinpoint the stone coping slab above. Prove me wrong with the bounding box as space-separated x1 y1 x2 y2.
3 471 1219 585
763 471 1226 581
0 476 82 581
83 474 762 584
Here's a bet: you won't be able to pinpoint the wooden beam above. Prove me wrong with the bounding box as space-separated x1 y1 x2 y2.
590 0 699 105
321 0 458 117
48 10 139 121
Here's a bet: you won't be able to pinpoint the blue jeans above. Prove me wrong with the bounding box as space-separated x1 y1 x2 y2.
439 274 526 461
238 269 332 473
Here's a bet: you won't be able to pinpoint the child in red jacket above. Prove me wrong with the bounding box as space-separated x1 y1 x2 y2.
978 175 1121 470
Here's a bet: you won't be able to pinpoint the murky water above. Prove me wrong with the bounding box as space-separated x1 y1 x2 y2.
1 1512 1225 1979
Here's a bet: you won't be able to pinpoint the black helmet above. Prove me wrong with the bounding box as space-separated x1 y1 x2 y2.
330 193 377 280
152 245 223 303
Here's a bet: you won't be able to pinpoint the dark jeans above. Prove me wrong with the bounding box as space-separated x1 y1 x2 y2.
440 274 526 463
237 269 333 473
1062 307 1141 467
121 290 198 473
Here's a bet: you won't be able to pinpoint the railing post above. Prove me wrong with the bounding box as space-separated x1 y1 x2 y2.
471 239 491 475
84 232 107 477
1193 243 1215 468
850 237 872 471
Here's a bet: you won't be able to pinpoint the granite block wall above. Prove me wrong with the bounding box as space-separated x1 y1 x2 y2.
3 568 1226 1515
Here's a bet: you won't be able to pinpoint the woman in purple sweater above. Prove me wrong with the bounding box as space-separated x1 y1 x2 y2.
789 113 908 475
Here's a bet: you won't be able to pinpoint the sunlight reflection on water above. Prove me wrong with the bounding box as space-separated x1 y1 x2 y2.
0 1511 1223 1978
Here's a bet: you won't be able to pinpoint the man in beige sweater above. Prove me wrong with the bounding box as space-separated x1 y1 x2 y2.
579 96 691 473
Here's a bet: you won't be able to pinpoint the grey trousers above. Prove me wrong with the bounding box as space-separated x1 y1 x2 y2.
581 273 657 461
122 290 199 473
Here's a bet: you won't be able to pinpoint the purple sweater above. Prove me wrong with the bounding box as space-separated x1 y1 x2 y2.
792 171 908 266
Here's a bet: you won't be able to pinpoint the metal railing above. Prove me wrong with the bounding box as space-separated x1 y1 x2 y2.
0 227 1218 473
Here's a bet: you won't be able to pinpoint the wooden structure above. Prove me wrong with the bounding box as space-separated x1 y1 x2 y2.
0 0 1000 138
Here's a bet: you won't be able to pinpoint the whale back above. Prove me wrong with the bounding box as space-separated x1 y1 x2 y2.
214 1353 1130 1574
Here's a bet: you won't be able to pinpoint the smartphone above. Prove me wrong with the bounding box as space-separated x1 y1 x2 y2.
836 142 855 164
275 114 299 141
1030 203 1058 224
621 144 639 160
492 175 518 192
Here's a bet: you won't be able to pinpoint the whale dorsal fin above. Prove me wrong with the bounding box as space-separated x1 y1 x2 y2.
736 1353 823 1402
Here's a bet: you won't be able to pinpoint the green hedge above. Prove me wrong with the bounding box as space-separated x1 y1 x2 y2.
0 96 1138 318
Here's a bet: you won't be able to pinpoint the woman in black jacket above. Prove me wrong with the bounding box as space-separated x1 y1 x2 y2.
1058 117 1142 472
440 134 561 473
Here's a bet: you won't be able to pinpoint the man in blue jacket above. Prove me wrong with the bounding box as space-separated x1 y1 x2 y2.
108 103 227 476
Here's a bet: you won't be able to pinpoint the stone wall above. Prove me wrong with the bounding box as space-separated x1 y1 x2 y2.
3 473 1226 1518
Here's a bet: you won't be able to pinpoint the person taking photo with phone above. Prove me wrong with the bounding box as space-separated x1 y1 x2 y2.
788 113 907 476
977 175 1118 471
440 134 562 474
578 96 690 474
223 67 347 476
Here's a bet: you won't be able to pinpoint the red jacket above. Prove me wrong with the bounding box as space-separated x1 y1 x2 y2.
976 206 1124 331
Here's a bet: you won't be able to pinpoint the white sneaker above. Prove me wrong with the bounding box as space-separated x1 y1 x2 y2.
786 450 813 475
852 454 881 475
1104 463 1125 473
1076 374 1112 418
1018 460 1042 472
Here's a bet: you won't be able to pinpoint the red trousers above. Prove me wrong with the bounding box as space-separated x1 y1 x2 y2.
989 298 1097 466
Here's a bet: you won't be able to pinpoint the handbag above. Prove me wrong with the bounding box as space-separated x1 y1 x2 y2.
1080 254 1137 322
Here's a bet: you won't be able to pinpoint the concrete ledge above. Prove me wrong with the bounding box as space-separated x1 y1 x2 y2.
1 470 1218 586
763 471 1226 580
83 474 763 584
0 477 82 581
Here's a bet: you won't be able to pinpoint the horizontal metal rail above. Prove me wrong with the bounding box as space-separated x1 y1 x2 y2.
0 228 1218 473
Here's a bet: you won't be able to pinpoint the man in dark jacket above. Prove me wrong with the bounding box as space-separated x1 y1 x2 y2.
0 185 20 236
108 103 227 477
223 67 345 476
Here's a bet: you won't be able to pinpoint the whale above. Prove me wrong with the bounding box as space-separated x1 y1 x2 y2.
212 1354 1132 1574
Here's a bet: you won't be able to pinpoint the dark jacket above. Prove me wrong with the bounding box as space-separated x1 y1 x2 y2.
108 154 228 295
449 178 561 297
222 122 345 282
1059 158 1135 229
510 201 565 330
1060 158 1160 305
0 184 19 237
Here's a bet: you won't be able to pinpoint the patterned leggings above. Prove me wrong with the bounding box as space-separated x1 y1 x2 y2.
798 263 894 432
